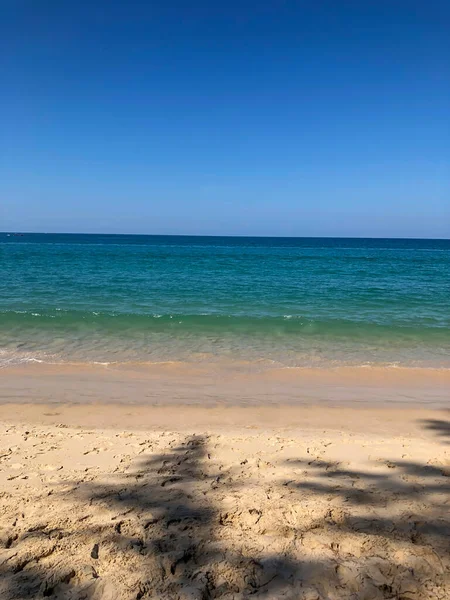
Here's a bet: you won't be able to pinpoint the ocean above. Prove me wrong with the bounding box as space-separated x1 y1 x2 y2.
1 234 449 369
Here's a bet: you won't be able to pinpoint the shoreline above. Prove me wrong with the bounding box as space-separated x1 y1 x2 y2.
1 362 449 408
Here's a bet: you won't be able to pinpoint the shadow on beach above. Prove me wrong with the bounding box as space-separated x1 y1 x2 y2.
1 427 449 599
419 413 450 445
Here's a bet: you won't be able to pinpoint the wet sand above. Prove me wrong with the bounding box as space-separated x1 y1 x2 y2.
1 362 449 407
0 364 449 599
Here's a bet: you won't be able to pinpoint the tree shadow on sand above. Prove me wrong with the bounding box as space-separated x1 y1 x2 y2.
419 415 450 444
281 455 450 598
1 434 449 599
0 435 307 599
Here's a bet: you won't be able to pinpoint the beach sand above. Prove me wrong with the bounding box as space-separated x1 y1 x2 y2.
0 365 449 599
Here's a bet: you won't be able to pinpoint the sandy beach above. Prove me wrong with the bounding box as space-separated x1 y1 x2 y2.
0 366 449 599
3 0 450 594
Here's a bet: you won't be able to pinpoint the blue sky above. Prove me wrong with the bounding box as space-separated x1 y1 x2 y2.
1 1 449 237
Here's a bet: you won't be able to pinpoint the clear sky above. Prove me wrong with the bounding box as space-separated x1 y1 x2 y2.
1 1 449 237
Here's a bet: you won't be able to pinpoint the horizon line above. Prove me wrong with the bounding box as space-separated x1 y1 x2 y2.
2 231 449 241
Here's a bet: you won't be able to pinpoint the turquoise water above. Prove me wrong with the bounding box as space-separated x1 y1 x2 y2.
1 234 449 368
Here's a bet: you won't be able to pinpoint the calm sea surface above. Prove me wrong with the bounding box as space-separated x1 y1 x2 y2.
0 234 449 369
